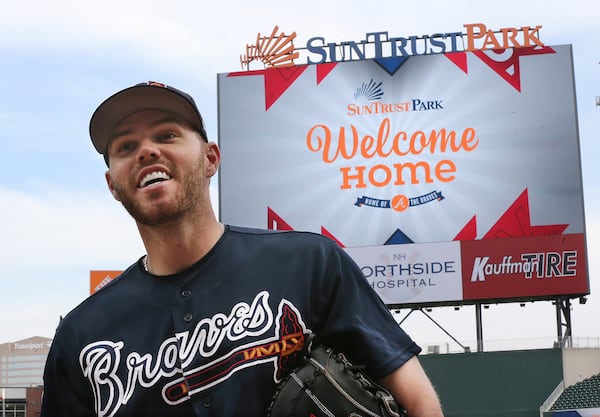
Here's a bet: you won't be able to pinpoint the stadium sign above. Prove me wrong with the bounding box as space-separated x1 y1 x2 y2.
240 23 544 69
221 36 588 306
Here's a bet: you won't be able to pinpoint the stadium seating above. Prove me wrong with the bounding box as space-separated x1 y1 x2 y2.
551 374 600 410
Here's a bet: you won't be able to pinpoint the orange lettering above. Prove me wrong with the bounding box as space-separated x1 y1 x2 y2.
521 25 544 47
462 128 479 150
502 27 521 48
435 160 456 182
392 131 409 156
376 118 393 158
463 23 544 51
306 120 479 163
369 164 392 187
463 23 487 51
308 121 479 189
481 30 501 50
393 161 432 185
361 134 376 158
340 165 367 189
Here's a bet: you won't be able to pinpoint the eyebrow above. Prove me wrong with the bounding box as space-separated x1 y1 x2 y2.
109 115 189 142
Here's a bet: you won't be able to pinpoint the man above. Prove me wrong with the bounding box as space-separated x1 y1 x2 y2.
41 82 444 417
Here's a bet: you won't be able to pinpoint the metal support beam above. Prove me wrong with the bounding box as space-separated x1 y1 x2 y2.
397 308 469 352
475 303 484 352
418 309 469 352
555 297 572 348
394 298 575 353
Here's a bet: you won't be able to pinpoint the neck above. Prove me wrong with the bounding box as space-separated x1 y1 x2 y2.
137 214 224 275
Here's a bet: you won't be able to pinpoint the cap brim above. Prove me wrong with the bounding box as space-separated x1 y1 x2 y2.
89 84 204 155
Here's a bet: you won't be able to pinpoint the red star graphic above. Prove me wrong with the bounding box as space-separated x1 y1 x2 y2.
445 46 556 91
454 189 568 241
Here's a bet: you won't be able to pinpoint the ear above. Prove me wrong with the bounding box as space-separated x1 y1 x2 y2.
105 170 121 201
204 142 221 177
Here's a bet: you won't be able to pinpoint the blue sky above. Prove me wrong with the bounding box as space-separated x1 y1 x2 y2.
1 0 599 351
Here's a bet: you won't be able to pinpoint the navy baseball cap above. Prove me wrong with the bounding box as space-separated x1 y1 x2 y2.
89 81 208 156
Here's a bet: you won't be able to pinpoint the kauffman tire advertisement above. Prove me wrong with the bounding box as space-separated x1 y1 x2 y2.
218 43 588 306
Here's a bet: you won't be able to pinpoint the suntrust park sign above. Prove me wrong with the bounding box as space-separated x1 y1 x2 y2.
305 24 543 64
222 25 588 304
240 23 544 69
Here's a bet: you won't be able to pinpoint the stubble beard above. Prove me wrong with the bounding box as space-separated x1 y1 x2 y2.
112 167 205 227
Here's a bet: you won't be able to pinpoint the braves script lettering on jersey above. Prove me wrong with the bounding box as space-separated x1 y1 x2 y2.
42 227 421 417
79 293 306 415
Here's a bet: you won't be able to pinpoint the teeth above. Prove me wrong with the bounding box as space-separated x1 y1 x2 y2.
139 171 171 188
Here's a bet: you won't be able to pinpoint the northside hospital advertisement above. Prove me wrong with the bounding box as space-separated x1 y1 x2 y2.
217 42 589 307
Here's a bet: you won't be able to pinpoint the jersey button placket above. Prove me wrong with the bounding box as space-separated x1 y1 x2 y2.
180 289 193 324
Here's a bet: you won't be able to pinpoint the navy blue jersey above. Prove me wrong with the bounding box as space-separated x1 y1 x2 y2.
41 226 420 417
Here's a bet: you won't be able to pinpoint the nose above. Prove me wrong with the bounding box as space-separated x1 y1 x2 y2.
137 139 161 163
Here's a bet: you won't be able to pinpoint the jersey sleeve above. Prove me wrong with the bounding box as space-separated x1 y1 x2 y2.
313 237 421 379
40 323 96 417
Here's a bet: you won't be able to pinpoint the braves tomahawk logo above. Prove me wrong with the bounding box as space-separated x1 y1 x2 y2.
79 291 309 417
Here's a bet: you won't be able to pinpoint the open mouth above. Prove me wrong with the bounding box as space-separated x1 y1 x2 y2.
139 171 171 188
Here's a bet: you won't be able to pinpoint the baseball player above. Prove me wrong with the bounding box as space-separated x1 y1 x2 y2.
40 82 444 417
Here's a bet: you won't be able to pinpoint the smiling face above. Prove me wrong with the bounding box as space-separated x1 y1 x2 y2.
104 109 219 226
